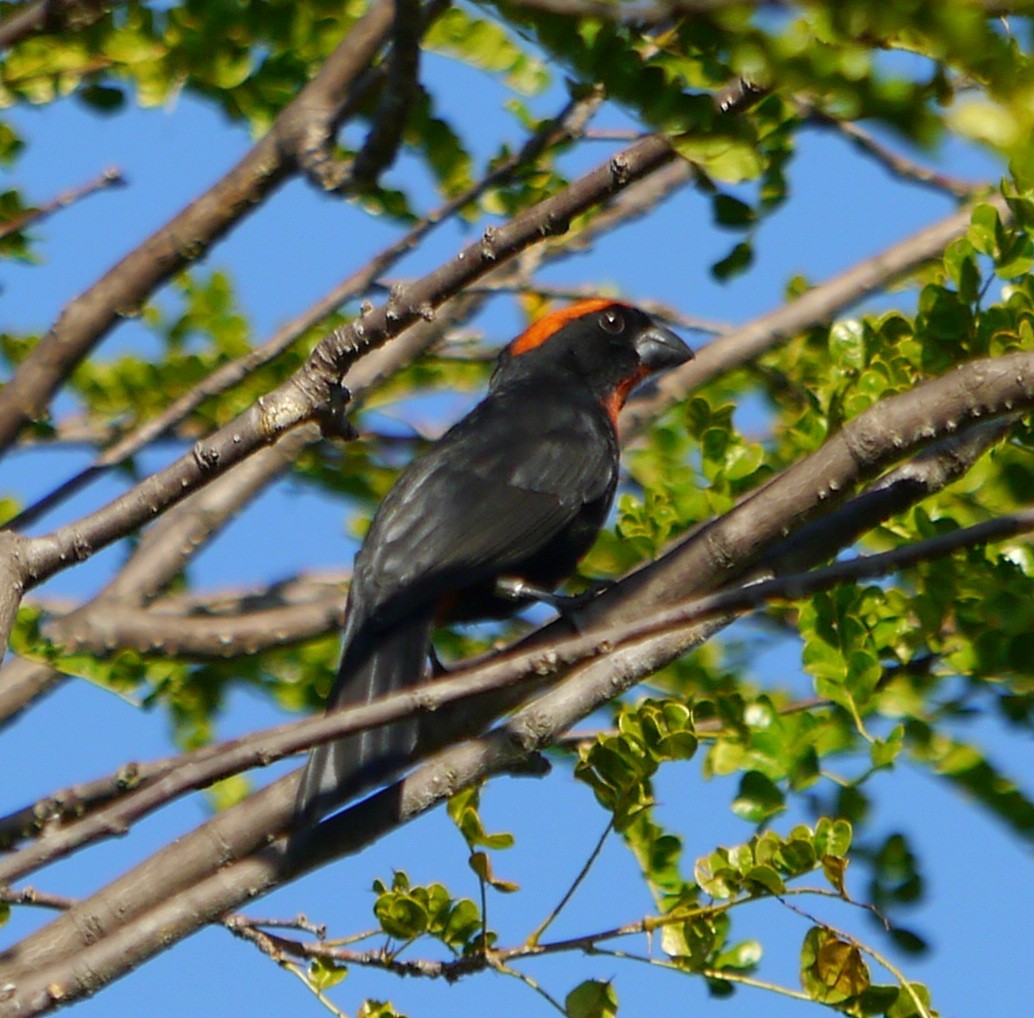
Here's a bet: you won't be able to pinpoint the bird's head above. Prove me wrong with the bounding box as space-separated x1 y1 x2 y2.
494 299 693 421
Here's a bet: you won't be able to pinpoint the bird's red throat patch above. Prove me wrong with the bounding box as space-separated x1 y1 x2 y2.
508 298 627 356
602 364 649 427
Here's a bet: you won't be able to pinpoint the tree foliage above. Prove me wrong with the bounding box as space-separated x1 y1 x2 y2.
1 1 1033 1016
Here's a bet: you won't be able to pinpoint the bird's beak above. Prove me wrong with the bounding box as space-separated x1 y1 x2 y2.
635 324 694 371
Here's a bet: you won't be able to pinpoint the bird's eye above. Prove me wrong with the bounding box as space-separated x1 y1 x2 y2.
599 309 625 334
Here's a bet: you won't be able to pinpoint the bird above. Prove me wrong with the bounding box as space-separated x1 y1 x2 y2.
297 299 692 822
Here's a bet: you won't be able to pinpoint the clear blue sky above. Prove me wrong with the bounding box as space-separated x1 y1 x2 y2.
2 42 1031 1018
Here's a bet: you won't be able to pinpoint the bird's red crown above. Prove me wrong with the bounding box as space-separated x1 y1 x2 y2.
508 299 630 357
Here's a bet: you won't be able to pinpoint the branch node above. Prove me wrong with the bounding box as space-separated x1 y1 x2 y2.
192 441 221 474
480 226 500 261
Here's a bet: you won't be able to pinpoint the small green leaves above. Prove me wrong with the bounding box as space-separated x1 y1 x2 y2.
448 786 518 892
565 978 618 1018
426 8 549 95
575 699 697 831
307 957 347 992
695 819 852 901
731 770 785 824
371 872 483 952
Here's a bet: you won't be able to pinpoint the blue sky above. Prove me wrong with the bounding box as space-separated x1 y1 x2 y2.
2 35 1032 1018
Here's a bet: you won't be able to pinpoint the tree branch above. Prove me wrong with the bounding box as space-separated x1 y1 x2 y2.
621 193 1011 438
350 0 424 190
801 105 983 199
0 427 315 723
0 167 124 241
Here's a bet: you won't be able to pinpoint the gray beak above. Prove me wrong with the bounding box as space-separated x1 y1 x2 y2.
634 323 694 371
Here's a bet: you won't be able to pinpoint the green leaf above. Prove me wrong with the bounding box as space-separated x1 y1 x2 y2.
448 785 515 850
967 202 1000 256
671 133 765 184
887 983 934 1018
870 724 905 769
308 957 347 991
711 240 754 281
713 938 762 972
712 193 756 229
468 851 520 893
820 855 849 898
731 770 785 823
565 979 618 1018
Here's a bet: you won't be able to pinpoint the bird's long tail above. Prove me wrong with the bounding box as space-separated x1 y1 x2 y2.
297 609 433 824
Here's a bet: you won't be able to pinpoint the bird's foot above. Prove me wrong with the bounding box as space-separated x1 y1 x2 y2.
494 576 612 632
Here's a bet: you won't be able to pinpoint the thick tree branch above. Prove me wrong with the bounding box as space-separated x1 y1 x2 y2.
58 596 345 660
607 349 1034 623
0 413 1016 885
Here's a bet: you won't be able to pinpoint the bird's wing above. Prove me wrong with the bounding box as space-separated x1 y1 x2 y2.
353 386 616 622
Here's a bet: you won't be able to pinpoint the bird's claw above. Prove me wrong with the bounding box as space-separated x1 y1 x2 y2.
494 576 612 632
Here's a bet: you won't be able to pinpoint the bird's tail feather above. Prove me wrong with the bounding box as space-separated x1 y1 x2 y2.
296 610 433 824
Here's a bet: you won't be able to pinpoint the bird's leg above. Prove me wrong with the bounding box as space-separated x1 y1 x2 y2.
494 576 613 632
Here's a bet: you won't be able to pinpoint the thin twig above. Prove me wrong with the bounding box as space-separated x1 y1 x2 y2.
0 168 124 241
803 104 983 199
0 885 75 911
527 820 614 946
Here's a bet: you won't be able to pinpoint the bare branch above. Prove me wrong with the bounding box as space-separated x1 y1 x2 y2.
0 428 315 723
757 417 1016 573
609 348 1034 621
58 595 344 659
802 105 984 199
0 167 124 241
0 886 74 913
